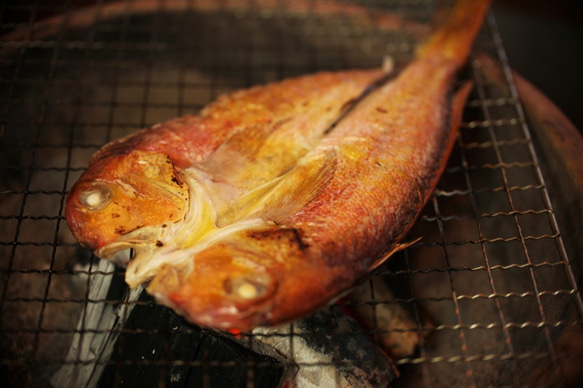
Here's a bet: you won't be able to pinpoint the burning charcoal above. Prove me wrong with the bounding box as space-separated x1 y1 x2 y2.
244 306 399 387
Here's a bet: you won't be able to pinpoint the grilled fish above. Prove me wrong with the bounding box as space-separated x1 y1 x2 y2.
66 0 491 330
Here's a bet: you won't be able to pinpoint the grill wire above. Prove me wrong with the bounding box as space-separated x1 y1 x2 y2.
1 0 582 387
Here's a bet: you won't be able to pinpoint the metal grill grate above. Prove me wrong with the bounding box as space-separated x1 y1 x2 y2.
1 1 582 387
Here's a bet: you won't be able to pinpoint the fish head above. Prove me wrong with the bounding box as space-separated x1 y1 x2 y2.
65 150 189 259
148 242 282 330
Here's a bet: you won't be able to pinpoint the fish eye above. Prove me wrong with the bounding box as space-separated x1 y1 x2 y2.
223 273 272 301
78 183 113 210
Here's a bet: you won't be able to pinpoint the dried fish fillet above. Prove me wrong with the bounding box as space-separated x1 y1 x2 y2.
66 0 491 330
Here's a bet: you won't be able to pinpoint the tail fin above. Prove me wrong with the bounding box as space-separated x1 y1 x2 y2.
416 0 491 67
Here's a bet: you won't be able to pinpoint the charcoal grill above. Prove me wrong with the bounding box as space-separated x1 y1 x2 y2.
1 0 582 387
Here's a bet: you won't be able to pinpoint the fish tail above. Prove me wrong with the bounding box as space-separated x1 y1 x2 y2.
416 0 491 67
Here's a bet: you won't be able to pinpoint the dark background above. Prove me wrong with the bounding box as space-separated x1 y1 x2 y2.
2 0 582 131
493 0 583 133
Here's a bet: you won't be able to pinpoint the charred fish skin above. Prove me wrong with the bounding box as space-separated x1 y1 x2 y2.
66 0 491 331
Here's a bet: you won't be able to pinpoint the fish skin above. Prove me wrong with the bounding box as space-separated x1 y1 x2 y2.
66 70 385 252
147 0 489 330
65 150 190 254
66 0 491 330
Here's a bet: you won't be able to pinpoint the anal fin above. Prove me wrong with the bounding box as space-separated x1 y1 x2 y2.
368 237 422 274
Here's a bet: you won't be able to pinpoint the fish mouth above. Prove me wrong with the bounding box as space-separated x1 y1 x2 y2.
158 286 277 331
201 273 278 330
95 222 193 289
194 306 273 330
95 225 167 264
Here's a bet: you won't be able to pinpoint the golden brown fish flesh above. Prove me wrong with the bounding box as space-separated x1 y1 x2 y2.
66 0 491 330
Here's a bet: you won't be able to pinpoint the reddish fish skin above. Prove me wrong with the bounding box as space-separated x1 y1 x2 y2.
66 70 385 252
85 71 386 171
148 0 491 330
269 0 490 327
67 0 490 330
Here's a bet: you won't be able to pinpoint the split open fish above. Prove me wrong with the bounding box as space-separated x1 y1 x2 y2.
66 0 491 330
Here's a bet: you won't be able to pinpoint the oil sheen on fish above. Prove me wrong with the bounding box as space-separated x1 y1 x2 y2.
66 0 491 330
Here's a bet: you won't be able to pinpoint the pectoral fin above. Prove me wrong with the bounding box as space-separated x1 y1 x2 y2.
200 122 280 178
216 175 286 227
242 149 338 224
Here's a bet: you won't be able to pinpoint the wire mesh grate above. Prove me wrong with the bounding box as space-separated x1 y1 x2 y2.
1 0 582 387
